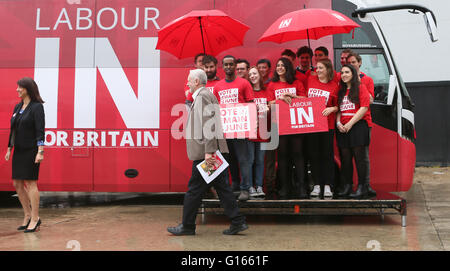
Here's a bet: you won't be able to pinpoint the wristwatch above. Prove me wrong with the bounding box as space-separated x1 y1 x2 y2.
38 150 44 154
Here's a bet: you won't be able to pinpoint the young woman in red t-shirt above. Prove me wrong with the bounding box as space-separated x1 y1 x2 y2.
305 59 339 198
247 66 271 198
336 64 372 199
267 57 307 199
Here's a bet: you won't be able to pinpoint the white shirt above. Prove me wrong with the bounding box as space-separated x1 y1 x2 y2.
191 86 205 102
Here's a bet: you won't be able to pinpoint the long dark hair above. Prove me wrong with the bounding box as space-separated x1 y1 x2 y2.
272 57 296 84
17 77 45 103
338 64 360 106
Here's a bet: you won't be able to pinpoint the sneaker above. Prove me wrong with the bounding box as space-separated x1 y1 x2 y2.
238 190 249 201
249 187 258 197
310 185 320 197
324 185 333 198
256 186 265 197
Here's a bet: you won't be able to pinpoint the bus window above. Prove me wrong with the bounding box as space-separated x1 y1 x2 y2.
360 53 390 103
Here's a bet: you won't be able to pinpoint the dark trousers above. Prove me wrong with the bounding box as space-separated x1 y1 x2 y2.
226 139 241 190
263 149 277 194
306 130 335 186
182 157 245 229
277 134 305 197
339 146 370 186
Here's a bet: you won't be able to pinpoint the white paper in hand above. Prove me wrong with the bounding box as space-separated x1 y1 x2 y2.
196 150 229 184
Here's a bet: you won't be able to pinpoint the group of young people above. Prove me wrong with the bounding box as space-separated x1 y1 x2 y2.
184 46 376 201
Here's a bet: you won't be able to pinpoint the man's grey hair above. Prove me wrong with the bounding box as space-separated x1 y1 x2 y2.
189 69 207 85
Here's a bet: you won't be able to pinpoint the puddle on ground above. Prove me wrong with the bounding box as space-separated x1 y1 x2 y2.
0 192 185 208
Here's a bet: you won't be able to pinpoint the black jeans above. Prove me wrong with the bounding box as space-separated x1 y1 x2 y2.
277 134 305 197
307 130 335 186
339 145 370 186
182 156 245 229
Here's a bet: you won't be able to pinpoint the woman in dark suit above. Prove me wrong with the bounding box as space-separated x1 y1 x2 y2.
5 77 45 233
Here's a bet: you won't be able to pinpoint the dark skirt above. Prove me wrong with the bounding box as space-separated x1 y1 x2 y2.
12 147 40 180
336 120 371 148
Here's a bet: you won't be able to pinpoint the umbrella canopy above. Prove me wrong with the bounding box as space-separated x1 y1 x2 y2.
156 9 250 59
258 8 360 44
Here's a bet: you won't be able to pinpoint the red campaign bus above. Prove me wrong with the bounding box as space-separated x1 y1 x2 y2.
0 0 436 193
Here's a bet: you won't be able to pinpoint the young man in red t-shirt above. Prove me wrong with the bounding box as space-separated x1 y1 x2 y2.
347 52 375 101
213 55 254 201
281 49 308 88
202 55 221 93
257 59 272 86
185 55 220 105
214 58 254 104
296 46 313 74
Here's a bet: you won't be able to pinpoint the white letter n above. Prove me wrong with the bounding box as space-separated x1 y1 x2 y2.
74 37 160 128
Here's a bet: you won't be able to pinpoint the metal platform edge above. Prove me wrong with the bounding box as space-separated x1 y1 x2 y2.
199 192 407 227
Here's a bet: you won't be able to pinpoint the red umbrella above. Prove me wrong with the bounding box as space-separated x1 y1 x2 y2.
258 8 360 44
156 10 250 59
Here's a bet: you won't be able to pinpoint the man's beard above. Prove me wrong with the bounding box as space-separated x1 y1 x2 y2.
206 71 217 80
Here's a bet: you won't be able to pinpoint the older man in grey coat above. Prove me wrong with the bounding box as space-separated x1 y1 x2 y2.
167 69 247 236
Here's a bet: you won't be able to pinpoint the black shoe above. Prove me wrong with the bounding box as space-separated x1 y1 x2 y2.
278 195 289 200
293 190 309 199
265 192 277 200
24 219 41 233
349 184 369 199
367 184 377 197
337 184 353 198
167 224 195 236
223 223 249 235
17 218 31 231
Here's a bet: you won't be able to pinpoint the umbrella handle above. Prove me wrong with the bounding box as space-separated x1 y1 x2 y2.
306 29 313 70
198 17 206 54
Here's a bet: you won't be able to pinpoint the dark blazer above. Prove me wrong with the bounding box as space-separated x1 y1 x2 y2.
8 101 45 149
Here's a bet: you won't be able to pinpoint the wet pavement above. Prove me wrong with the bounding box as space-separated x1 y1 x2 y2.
0 167 448 251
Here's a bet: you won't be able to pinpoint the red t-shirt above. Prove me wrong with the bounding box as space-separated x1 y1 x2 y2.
336 71 375 98
213 77 254 104
295 70 307 88
360 72 374 98
331 70 340 84
306 75 339 130
306 69 339 84
266 80 306 100
185 77 220 102
339 84 372 127
252 89 272 142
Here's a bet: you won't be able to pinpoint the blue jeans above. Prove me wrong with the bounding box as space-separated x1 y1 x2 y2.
249 141 266 187
229 139 253 191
